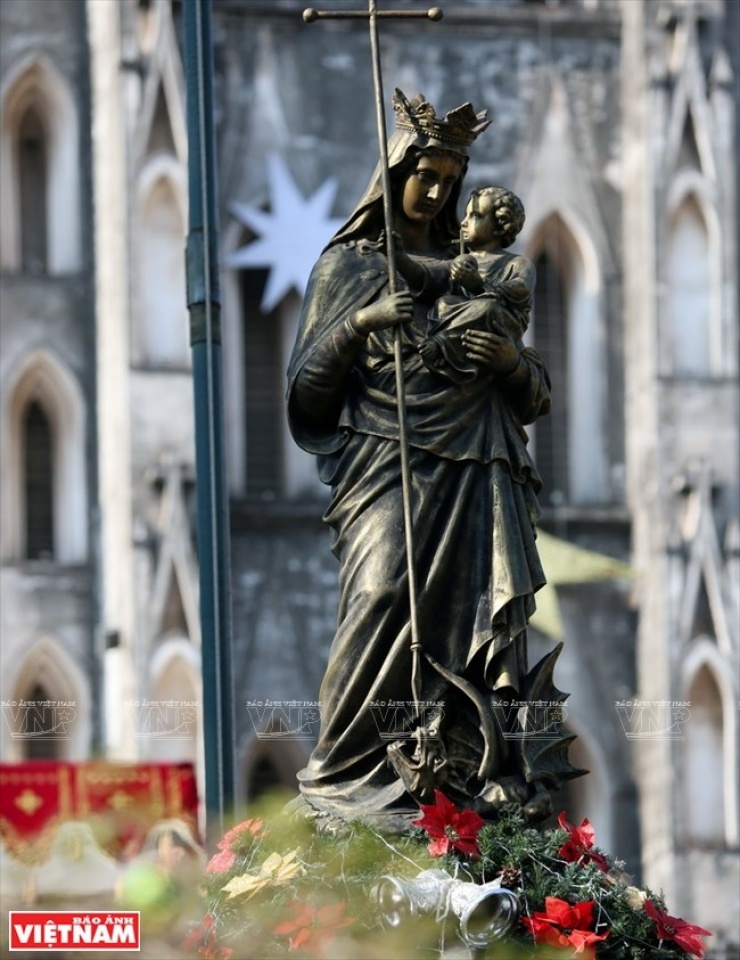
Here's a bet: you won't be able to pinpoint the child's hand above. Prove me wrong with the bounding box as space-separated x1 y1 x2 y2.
451 255 482 290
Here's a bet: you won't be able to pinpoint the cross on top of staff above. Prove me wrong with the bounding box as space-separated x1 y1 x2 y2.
303 5 443 23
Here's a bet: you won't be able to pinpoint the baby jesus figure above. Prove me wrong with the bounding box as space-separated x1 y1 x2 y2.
420 185 535 384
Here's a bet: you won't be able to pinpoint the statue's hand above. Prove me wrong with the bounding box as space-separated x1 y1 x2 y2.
461 329 519 375
354 291 414 334
381 232 425 291
378 229 405 256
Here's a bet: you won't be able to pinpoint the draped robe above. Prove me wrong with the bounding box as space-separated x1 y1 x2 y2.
286 239 552 821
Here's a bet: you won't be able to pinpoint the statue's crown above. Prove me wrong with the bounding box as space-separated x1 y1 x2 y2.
392 89 490 150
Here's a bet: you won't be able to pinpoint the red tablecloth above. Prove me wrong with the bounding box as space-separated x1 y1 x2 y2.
0 762 199 863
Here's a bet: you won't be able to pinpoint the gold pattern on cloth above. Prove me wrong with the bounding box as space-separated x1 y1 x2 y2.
14 789 43 816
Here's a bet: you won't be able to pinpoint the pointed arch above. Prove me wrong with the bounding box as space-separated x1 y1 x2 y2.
666 95 716 182
160 573 190 638
674 463 734 656
663 175 722 376
146 84 178 157
146 638 202 765
134 156 189 367
134 0 187 166
0 55 80 273
147 459 200 644
3 636 91 761
681 641 738 848
1 349 87 563
527 209 607 506
149 525 200 645
676 110 703 172
664 16 717 183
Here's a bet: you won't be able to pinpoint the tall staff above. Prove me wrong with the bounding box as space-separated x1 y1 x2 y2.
303 2 443 724
183 0 235 839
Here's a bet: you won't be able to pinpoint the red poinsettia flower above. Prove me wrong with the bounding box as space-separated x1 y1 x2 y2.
217 817 264 852
205 848 237 874
522 897 609 958
201 944 233 960
645 899 712 958
182 914 233 960
274 900 354 955
412 789 486 858
556 812 609 872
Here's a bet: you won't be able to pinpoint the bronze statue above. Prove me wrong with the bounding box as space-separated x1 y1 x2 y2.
287 91 583 829
420 186 535 383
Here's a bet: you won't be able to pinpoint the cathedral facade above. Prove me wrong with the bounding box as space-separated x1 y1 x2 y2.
0 0 737 952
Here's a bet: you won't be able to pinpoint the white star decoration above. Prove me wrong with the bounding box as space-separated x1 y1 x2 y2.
226 153 345 312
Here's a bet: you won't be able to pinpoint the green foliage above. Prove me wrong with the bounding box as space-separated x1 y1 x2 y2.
183 795 710 960
427 809 706 960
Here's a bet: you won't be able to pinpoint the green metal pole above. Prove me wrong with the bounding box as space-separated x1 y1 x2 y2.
183 0 235 838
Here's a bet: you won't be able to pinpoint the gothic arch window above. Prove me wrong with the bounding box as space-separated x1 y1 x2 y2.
147 642 201 764
18 107 48 273
0 56 80 273
241 268 285 499
3 637 90 761
666 192 713 376
1 350 87 563
222 217 324 501
238 263 314 500
680 638 738 849
528 213 606 506
684 664 725 846
23 400 54 560
22 683 60 760
531 241 569 507
135 160 189 367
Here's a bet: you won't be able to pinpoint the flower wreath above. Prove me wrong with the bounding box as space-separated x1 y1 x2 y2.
183 792 711 960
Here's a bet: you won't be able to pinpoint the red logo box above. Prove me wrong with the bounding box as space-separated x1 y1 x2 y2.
9 911 141 951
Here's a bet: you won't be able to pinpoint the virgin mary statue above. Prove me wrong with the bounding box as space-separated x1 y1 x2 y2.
287 90 583 828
